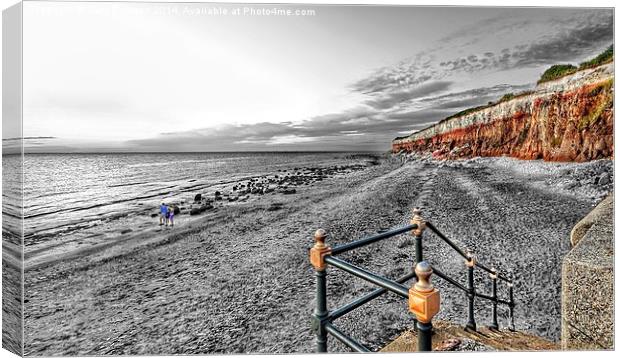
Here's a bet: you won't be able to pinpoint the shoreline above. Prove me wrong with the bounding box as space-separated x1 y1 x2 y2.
22 153 386 270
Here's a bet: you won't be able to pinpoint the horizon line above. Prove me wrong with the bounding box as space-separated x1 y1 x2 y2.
3 150 389 155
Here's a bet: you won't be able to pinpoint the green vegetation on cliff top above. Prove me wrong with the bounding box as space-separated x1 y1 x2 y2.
537 64 578 84
538 45 613 84
579 45 614 70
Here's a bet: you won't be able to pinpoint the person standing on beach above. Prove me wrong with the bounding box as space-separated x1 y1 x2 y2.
159 203 168 226
168 208 174 227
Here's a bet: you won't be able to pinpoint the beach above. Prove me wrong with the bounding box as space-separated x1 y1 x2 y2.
19 153 613 354
18 152 381 268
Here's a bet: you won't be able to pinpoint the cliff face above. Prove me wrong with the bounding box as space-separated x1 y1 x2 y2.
392 63 614 162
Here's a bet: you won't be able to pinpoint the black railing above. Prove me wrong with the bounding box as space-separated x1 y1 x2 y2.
309 208 516 353
424 219 515 331
330 224 418 255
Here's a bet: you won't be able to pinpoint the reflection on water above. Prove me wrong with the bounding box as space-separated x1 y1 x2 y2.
2 154 23 247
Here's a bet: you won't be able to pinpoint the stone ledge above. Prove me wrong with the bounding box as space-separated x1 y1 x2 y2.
561 193 614 350
570 193 614 247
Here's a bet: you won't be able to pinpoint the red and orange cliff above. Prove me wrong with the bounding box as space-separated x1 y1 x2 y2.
392 63 614 162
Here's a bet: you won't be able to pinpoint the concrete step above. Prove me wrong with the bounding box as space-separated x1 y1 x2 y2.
381 321 561 352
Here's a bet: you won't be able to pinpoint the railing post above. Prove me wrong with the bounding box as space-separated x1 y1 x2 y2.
465 252 477 331
410 208 426 263
508 282 515 331
410 208 426 332
310 229 332 353
409 261 440 351
489 268 499 330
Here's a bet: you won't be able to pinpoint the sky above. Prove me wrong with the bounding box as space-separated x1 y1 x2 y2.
7 2 614 152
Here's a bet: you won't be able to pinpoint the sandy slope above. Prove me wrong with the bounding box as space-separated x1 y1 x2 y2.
22 157 611 354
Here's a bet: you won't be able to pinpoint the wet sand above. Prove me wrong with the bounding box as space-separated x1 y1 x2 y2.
22 155 612 354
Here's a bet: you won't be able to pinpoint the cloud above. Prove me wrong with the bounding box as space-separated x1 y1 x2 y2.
438 11 613 71
512 12 613 66
265 135 318 145
125 103 457 152
354 9 612 97
420 83 533 107
438 50 514 73
125 78 511 152
2 136 57 141
350 52 438 95
117 79 536 152
363 81 453 110
4 137 68 154
436 14 529 45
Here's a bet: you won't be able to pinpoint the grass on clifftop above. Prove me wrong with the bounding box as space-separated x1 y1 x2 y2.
579 45 614 70
537 64 578 84
538 45 613 84
444 105 489 121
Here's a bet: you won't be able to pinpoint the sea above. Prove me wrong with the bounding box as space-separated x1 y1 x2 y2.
2 152 378 252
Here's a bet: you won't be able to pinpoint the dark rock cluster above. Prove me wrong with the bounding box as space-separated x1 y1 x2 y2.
152 163 373 218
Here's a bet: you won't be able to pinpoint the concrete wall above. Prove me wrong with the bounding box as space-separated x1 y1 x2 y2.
561 193 614 350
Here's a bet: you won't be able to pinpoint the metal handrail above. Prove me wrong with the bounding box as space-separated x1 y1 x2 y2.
425 222 469 259
328 271 417 321
433 266 511 306
432 266 468 292
426 221 513 284
331 224 418 255
324 256 410 298
423 220 515 333
309 209 518 354
324 322 370 353
475 261 512 283
475 291 511 306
